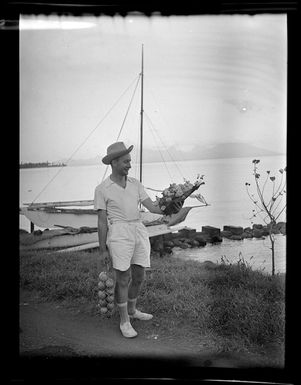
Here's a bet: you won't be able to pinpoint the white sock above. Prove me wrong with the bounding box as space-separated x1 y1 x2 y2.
127 297 137 315
117 302 130 325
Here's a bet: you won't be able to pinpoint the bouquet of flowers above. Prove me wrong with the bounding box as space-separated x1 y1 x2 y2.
154 174 205 216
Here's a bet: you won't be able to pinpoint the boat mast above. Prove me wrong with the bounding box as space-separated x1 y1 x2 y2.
139 44 144 183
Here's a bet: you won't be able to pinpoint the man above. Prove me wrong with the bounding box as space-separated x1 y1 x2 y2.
94 141 182 338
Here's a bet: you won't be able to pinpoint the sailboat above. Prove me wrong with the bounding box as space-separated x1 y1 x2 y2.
19 46 208 251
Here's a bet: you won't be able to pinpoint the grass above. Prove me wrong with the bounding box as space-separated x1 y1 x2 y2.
19 248 285 359
206 255 285 350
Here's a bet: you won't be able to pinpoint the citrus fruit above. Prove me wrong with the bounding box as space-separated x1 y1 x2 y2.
99 272 108 282
105 278 114 288
98 290 106 299
106 295 114 303
98 281 106 290
98 299 107 306
100 307 108 314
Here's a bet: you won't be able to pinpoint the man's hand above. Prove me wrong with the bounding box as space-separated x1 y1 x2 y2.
100 249 112 271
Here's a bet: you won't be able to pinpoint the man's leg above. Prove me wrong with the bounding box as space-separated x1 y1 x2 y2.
128 264 153 320
114 267 138 338
128 264 145 307
114 267 131 324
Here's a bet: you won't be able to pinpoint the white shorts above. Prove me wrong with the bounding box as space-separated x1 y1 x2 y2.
106 221 151 272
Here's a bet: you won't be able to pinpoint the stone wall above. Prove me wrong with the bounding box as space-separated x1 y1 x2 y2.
150 222 286 256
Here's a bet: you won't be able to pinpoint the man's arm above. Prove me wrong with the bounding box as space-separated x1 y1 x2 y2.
141 197 184 215
97 209 111 269
97 209 108 251
141 197 164 214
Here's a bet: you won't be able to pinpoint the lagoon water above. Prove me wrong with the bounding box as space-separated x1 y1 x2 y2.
20 155 286 274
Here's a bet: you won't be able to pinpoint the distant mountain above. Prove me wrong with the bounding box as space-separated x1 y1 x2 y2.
60 142 283 166
142 142 282 163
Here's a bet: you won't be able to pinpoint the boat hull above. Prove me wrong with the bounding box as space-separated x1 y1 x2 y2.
19 224 187 250
20 207 98 229
19 206 192 230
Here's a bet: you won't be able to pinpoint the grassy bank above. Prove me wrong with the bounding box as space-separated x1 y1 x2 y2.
19 249 285 360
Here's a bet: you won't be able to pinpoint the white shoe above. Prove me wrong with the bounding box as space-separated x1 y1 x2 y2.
129 309 153 321
120 322 138 338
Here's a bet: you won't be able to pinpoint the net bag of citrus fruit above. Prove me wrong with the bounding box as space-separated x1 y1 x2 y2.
154 174 205 216
97 270 115 316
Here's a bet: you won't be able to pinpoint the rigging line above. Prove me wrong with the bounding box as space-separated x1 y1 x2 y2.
144 111 182 180
143 110 184 180
145 81 185 179
152 124 184 180
31 74 140 205
144 113 173 182
134 121 141 180
101 74 141 183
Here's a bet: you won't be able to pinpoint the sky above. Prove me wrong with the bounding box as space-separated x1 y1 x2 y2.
20 14 287 163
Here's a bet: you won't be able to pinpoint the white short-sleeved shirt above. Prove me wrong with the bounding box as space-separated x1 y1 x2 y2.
94 176 149 224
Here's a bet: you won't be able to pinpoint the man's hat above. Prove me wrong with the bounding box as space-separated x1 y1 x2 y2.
102 142 134 165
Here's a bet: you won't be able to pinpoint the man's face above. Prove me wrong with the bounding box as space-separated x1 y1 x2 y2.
113 153 132 176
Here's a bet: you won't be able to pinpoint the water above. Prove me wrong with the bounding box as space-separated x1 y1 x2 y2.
172 236 286 275
19 155 286 274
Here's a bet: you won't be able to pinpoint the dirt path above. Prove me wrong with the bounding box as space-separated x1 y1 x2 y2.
19 290 271 368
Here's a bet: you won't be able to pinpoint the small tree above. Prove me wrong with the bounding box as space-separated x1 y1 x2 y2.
245 159 286 275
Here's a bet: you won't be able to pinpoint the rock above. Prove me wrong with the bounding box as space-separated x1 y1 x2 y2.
277 222 286 235
252 223 263 230
210 235 222 243
196 238 207 247
163 232 174 242
265 222 281 234
262 226 270 236
163 240 174 248
194 235 207 246
244 227 252 233
151 235 164 252
272 228 281 235
230 235 243 241
242 232 253 239
253 229 265 238
190 240 200 247
202 226 221 237
178 228 196 239
221 230 233 239
223 225 243 235
179 242 189 249
173 239 184 247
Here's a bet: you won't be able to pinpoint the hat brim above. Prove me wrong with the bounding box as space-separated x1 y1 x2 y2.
102 145 134 165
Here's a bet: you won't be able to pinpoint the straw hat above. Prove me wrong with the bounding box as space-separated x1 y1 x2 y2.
102 142 134 165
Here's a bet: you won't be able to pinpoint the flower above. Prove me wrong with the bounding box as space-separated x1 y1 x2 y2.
157 175 206 215
270 176 275 182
